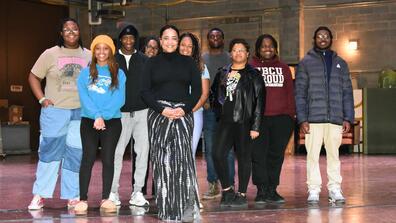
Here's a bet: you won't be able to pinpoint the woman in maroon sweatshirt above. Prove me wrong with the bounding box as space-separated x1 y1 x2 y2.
250 34 295 203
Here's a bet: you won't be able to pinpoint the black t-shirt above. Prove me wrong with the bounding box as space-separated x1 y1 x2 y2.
221 68 242 122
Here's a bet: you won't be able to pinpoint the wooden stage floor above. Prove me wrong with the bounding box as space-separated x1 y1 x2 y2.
0 153 395 222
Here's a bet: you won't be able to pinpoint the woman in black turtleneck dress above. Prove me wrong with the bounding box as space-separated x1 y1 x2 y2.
141 25 201 221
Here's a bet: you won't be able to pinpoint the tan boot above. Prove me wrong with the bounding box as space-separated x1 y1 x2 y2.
74 201 88 214
100 199 117 213
202 181 221 200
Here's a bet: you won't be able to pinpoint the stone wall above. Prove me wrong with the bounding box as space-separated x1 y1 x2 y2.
73 0 396 88
86 0 300 64
302 0 396 88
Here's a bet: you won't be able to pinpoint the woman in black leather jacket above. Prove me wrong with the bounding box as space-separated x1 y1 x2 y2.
211 38 265 207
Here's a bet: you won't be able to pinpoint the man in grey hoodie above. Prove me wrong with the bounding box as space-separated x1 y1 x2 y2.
295 26 354 204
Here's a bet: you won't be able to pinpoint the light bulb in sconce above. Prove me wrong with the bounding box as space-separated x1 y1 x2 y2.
348 39 359 51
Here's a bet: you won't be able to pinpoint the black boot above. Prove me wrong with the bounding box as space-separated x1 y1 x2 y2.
220 188 235 207
254 185 268 203
266 187 285 203
231 192 248 207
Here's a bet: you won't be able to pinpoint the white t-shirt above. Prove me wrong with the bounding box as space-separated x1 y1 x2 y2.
197 64 210 112
118 49 136 70
202 64 210 79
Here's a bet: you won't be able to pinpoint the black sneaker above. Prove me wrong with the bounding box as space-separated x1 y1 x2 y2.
230 193 248 207
266 189 285 203
254 185 268 204
220 188 235 207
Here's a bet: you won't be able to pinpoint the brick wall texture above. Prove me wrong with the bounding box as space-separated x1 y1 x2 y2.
78 0 396 88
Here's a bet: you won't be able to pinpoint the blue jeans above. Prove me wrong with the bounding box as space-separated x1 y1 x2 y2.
203 109 235 184
32 107 82 199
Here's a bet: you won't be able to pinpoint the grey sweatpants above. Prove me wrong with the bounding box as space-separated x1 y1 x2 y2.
111 109 149 193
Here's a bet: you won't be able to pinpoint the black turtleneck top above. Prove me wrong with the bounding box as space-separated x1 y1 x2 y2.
141 52 202 113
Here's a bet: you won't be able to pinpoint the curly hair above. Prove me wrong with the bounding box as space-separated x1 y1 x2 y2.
254 34 278 58
57 18 84 49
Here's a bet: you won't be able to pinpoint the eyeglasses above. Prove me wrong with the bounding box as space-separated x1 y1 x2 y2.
62 29 79 34
316 34 330 40
232 49 247 53
146 45 159 50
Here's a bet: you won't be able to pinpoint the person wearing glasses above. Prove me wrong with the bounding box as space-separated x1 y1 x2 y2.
28 18 91 210
133 35 159 197
142 36 160 58
295 26 354 204
211 39 265 207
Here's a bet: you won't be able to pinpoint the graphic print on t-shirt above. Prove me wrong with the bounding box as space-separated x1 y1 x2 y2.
57 57 89 92
226 70 241 101
88 75 111 94
257 67 284 87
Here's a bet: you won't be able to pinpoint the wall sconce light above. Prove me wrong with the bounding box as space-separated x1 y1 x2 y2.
349 39 359 51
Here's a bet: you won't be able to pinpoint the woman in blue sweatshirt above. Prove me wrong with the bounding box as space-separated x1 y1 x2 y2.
74 35 126 213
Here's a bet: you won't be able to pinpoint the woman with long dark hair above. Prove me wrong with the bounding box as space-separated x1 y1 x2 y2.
28 18 91 210
179 32 210 159
141 25 201 221
74 35 126 213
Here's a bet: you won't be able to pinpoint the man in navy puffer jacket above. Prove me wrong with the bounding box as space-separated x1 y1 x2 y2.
295 26 354 204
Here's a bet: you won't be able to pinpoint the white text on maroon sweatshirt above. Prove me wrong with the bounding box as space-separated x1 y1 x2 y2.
256 67 284 87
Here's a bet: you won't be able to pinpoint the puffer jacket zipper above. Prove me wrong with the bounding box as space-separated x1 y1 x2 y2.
319 52 330 122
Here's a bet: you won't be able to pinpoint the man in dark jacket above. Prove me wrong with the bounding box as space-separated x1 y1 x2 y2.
109 24 149 207
295 26 354 204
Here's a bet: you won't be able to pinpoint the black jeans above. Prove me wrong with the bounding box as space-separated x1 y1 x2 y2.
251 115 294 188
79 117 122 200
213 121 252 193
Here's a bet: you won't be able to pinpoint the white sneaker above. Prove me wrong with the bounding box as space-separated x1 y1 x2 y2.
307 189 320 203
129 191 149 207
328 189 346 203
130 205 149 215
28 195 44 210
109 192 121 206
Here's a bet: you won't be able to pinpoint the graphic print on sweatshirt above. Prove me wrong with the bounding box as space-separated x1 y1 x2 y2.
57 57 88 92
257 67 284 87
88 75 112 94
226 70 241 101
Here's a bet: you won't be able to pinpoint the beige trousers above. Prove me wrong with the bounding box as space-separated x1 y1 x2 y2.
305 123 343 191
